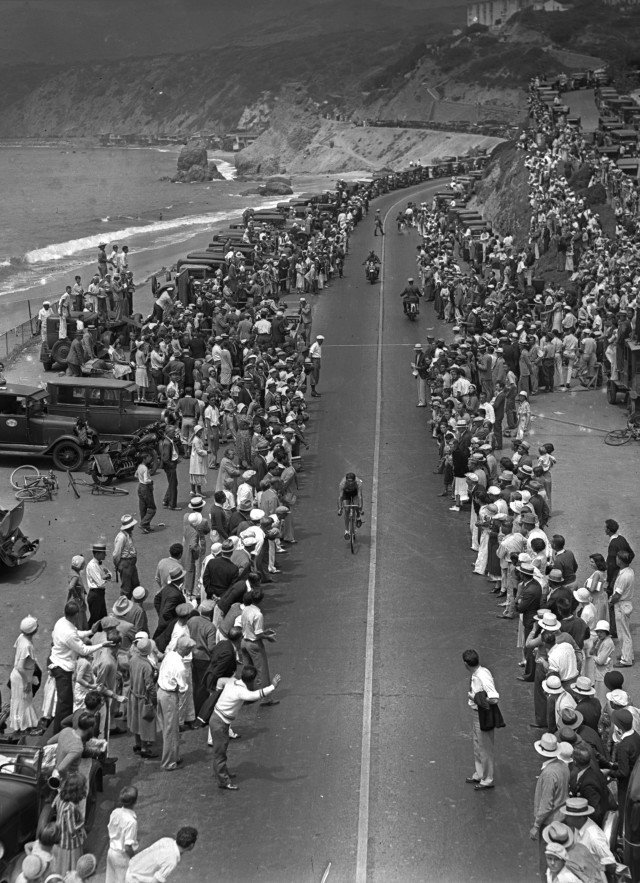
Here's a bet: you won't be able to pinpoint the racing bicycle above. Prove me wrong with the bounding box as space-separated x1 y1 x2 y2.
10 466 59 502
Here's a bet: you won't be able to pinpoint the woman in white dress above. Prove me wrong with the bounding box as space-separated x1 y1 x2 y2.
473 503 497 575
189 424 207 497
9 616 40 732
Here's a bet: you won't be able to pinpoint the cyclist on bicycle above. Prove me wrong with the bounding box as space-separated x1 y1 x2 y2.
337 472 364 540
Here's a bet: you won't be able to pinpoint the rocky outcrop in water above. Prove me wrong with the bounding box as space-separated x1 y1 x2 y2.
172 141 224 183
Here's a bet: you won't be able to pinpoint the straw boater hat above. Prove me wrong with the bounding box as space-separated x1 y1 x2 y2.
132 586 147 602
542 675 564 695
189 496 206 510
561 797 594 818
539 612 561 632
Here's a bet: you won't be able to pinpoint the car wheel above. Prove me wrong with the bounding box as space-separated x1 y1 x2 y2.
50 339 71 368
52 440 83 471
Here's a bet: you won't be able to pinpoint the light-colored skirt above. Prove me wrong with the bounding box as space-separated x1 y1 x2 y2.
9 669 39 731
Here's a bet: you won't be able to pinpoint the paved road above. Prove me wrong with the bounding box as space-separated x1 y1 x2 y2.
9 179 638 882
92 181 540 883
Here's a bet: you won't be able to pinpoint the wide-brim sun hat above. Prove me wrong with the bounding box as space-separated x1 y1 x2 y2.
120 514 137 531
535 732 559 757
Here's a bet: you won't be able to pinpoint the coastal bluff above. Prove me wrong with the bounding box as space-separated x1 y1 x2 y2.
172 142 223 183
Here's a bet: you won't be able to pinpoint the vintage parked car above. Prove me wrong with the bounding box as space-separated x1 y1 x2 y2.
0 502 39 567
46 377 163 438
40 313 140 372
0 384 88 471
0 380 163 472
0 741 104 883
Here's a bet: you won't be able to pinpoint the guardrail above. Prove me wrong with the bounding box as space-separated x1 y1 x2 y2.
0 316 38 362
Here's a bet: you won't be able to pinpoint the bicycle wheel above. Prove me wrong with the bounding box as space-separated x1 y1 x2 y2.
10 465 40 490
605 429 632 446
16 484 48 502
350 512 356 554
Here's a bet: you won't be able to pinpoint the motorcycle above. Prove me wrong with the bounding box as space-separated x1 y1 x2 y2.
88 421 165 485
365 261 379 284
406 301 419 322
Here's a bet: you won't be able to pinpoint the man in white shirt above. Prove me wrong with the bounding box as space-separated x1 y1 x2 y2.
204 397 220 468
612 550 635 667
125 825 197 883
50 601 112 733
37 301 53 343
86 541 113 627
156 635 193 770
463 649 500 790
547 637 579 686
309 334 324 397
560 797 615 882
209 665 281 789
106 785 139 881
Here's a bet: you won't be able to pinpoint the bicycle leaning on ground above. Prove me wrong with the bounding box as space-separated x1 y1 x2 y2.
604 415 640 446
10 465 58 502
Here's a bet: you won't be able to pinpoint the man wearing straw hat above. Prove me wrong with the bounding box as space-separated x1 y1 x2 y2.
560 797 616 878
113 515 139 599
530 734 572 877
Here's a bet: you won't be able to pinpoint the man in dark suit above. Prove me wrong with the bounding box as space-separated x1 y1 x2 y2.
492 382 506 451
605 518 635 590
606 708 640 836
152 566 186 649
202 539 239 600
569 745 610 826
516 562 543 681
605 519 634 637
209 491 229 542
573 677 602 732
195 626 243 726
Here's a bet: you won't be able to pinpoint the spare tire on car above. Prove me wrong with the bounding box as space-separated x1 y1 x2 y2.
50 339 71 369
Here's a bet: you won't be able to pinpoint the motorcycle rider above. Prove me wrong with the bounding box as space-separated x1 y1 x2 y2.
400 278 421 315
363 250 381 280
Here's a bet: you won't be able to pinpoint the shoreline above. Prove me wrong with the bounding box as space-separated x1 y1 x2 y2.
0 169 367 335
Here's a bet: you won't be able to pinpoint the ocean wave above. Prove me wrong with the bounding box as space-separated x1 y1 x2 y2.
24 211 240 264
24 197 288 266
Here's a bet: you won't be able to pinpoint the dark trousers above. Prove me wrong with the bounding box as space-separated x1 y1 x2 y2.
138 483 156 529
192 657 211 717
87 587 107 627
523 624 535 679
163 466 178 508
533 662 547 726
52 667 73 734
543 359 554 391
116 558 139 598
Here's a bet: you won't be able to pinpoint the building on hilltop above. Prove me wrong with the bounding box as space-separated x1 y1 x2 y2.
467 0 571 27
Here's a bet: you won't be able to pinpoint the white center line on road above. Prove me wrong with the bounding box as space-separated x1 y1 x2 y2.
355 192 419 882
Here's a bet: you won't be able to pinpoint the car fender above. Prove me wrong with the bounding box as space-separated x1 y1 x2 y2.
42 433 84 456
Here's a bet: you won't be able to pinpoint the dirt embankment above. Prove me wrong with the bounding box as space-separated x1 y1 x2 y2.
235 87 506 176
470 143 531 241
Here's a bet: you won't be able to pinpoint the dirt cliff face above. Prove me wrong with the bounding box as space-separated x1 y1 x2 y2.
470 143 531 241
